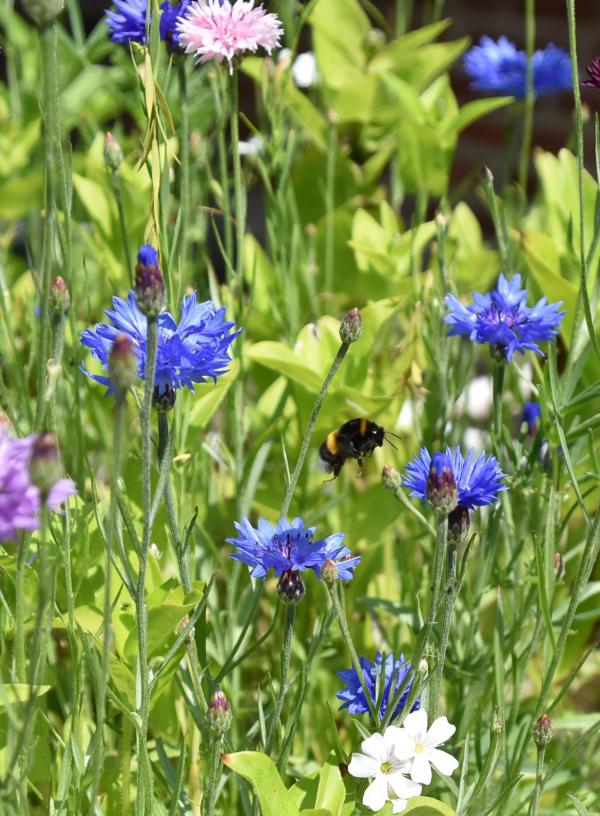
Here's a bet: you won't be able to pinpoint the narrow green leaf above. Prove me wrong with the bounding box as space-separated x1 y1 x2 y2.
222 752 299 816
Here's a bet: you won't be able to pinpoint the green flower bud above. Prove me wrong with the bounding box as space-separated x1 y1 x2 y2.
104 132 124 172
26 0 65 27
49 276 70 316
339 307 362 344
533 714 553 748
29 433 62 497
108 334 138 396
208 689 233 735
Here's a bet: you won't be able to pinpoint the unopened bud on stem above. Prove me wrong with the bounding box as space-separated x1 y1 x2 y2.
109 334 138 396
339 308 362 344
208 689 233 735
533 714 553 748
29 433 62 498
277 570 305 605
49 276 70 316
134 245 165 318
104 132 123 172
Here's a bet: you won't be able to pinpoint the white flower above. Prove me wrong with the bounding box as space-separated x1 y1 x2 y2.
292 51 318 88
348 727 422 813
393 710 459 785
457 375 493 421
238 134 265 157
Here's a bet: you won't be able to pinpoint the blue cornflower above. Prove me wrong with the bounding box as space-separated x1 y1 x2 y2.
445 273 564 362
337 652 419 721
106 0 148 44
160 0 190 43
227 516 360 581
106 0 190 45
404 447 507 511
80 291 240 397
464 36 571 99
522 401 542 435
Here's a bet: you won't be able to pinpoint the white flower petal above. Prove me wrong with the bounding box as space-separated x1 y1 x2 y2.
383 725 405 753
403 709 428 741
387 772 422 800
410 753 432 785
348 752 380 779
428 747 459 777
392 798 409 813
361 732 388 762
425 716 456 748
363 776 389 812
390 729 416 762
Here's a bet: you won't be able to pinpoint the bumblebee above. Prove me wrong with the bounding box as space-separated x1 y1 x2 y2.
319 418 388 479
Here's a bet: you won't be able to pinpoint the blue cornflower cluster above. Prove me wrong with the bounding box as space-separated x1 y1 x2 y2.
337 652 419 721
80 247 240 399
227 516 360 582
404 447 507 512
445 273 564 362
464 36 572 99
106 0 190 45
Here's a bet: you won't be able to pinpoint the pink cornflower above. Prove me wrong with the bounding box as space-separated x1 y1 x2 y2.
176 0 282 71
0 431 76 542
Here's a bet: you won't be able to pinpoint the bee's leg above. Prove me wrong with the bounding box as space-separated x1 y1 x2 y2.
356 455 365 478
323 463 341 483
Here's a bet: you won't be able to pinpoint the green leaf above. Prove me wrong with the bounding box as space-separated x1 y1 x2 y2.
0 684 51 707
246 342 322 393
442 97 513 138
288 755 346 815
404 797 459 815
221 752 300 816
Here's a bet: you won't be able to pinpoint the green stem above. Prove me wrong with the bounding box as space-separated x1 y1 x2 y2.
430 537 457 722
212 71 233 273
264 603 296 754
203 735 223 816
281 341 350 517
120 716 133 816
178 61 191 295
135 317 159 816
14 536 27 683
112 170 133 287
229 65 246 309
328 583 379 727
492 362 505 460
89 396 127 813
35 23 60 431
384 515 448 728
324 119 337 296
518 0 536 192
565 0 600 366
528 747 546 816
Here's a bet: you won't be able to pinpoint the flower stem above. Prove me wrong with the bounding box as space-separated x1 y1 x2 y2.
89 395 127 812
264 603 296 754
229 65 246 309
384 515 448 728
429 537 457 722
492 362 505 460
14 536 27 684
203 735 223 816
211 69 233 273
328 583 380 727
281 341 350 517
527 746 546 816
178 60 192 294
111 169 133 287
324 117 337 297
35 22 60 432
135 317 159 816
518 0 535 192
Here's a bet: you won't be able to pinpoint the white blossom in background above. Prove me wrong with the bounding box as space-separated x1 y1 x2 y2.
278 48 319 88
348 727 422 813
237 134 265 157
456 375 493 421
393 710 459 785
463 426 487 453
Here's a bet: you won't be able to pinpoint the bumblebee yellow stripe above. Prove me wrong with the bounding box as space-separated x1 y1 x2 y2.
359 417 368 435
326 431 339 454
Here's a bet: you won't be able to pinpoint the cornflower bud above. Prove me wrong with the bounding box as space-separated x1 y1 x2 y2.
426 453 458 514
29 433 62 498
207 689 233 735
553 552 565 582
49 276 70 316
321 559 339 586
26 0 65 27
339 307 362 344
533 714 553 748
277 570 305 605
134 244 166 318
104 132 123 172
381 465 402 493
448 505 470 544
109 334 138 396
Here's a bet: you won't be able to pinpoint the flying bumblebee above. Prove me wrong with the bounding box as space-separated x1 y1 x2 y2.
319 418 396 479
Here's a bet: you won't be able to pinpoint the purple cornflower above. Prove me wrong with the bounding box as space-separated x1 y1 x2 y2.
522 401 542 435
227 516 360 581
337 652 420 721
582 56 600 89
404 447 507 512
106 0 191 45
445 274 564 362
464 36 571 99
0 432 76 542
80 290 240 399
